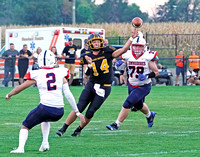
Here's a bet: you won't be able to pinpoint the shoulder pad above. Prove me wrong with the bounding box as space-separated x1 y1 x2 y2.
148 51 159 61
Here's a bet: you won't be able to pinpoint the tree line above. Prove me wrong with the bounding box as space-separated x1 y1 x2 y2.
0 0 199 26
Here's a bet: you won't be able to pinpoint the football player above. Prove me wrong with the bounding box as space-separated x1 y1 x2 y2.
106 36 159 130
5 50 85 153
56 28 138 137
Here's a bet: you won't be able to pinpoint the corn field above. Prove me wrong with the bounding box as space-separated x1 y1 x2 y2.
1 22 200 57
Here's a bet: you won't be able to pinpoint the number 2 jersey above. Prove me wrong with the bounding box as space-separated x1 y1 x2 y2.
121 50 158 86
26 67 70 108
80 46 116 85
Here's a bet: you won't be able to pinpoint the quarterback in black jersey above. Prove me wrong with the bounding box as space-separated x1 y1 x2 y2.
56 29 138 137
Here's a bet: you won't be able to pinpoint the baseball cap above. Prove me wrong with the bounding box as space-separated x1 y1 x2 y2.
68 38 72 41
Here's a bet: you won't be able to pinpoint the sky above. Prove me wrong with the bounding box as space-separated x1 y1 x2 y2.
95 0 169 17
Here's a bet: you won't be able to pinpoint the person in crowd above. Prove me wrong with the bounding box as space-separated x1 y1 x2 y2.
56 29 138 137
104 39 109 47
80 40 91 85
51 46 60 67
62 38 77 85
5 50 85 153
32 47 42 70
2 43 19 87
106 36 159 130
174 50 186 86
187 66 200 85
116 59 127 85
188 50 199 77
18 44 32 85
81 40 90 56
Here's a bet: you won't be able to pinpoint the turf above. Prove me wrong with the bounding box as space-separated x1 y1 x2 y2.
0 86 200 156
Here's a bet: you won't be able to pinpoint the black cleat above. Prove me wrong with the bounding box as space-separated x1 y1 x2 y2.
56 129 65 137
71 126 82 136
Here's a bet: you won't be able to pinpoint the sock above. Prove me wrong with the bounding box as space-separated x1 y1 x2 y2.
76 126 82 131
145 111 151 118
41 122 50 143
61 123 69 132
18 129 28 150
115 120 121 127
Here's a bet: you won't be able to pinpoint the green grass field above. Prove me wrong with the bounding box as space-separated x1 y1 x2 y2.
1 86 200 157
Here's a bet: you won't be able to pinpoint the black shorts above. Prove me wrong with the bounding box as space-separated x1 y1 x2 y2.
77 81 111 118
18 61 29 78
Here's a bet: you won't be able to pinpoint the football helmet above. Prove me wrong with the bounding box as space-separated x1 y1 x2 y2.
88 33 104 50
131 36 146 57
38 50 55 68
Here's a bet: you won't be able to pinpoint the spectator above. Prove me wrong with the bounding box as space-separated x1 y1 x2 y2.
174 50 185 86
80 40 91 85
116 59 127 85
18 44 32 85
32 47 42 70
80 41 90 56
187 66 200 85
188 50 199 77
104 39 109 47
62 38 77 85
51 46 60 67
2 43 19 87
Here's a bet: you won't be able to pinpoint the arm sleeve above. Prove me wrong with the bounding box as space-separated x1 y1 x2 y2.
63 83 79 112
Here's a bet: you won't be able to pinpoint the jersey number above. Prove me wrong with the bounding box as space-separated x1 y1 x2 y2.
91 59 109 76
46 73 56 91
129 66 144 78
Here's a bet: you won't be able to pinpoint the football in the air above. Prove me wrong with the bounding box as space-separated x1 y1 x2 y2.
132 17 143 28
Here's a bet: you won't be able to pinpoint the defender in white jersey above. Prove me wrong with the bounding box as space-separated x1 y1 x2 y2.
106 36 159 130
5 50 85 153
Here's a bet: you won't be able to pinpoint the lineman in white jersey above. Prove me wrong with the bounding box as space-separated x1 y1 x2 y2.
106 36 159 130
5 50 85 153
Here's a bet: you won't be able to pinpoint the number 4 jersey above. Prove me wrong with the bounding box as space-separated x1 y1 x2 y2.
121 50 158 86
80 46 116 85
26 67 70 108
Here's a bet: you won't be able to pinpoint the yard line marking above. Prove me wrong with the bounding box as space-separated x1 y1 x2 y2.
4 123 21 126
120 149 198 156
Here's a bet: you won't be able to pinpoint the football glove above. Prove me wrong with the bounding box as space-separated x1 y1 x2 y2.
138 74 147 81
116 60 124 67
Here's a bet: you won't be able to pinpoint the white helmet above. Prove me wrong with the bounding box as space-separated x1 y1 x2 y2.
38 50 55 68
131 36 146 57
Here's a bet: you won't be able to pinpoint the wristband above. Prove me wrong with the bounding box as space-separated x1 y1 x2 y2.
88 64 92 68
76 112 81 116
129 37 134 42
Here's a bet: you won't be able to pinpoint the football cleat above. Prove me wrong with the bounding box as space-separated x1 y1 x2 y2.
71 127 82 137
146 111 156 127
56 129 65 137
39 142 49 152
106 123 118 130
10 148 24 153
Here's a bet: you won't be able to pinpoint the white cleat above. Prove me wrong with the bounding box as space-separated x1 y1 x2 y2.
10 148 24 153
39 142 49 152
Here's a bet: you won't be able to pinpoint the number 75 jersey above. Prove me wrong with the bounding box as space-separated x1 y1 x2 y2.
121 50 158 86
